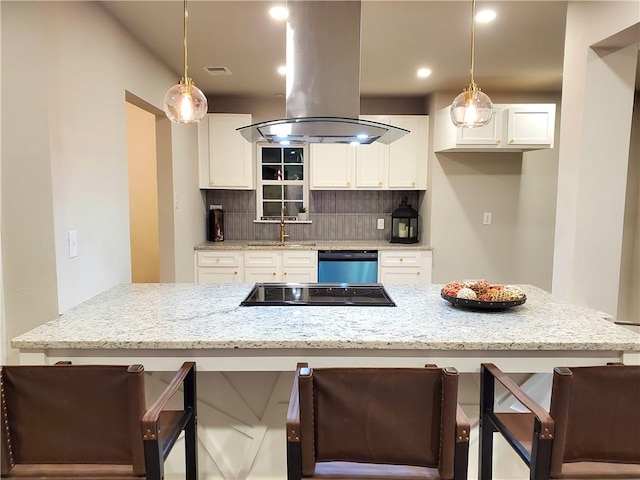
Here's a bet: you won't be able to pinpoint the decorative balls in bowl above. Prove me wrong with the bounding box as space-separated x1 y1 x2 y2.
441 279 526 310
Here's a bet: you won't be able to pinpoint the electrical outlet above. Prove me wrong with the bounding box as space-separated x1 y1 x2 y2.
377 218 385 230
68 230 78 258
483 212 492 225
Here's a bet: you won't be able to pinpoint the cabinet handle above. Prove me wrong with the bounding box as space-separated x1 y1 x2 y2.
234 271 238 275
411 182 415 187
378 181 382 186
210 181 215 186
417 271 420 275
399 258 403 262
272 272 277 276
496 139 501 144
284 272 288 276
509 139 515 144
346 181 351 186
216 258 220 263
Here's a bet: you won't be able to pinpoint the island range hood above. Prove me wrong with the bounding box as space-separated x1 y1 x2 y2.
237 1 409 145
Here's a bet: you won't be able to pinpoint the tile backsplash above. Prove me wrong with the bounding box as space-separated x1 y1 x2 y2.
205 190 420 242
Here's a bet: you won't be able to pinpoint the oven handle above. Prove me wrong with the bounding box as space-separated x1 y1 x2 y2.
317 250 378 261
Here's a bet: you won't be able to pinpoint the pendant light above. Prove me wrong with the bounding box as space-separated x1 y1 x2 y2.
163 0 208 124
450 0 493 128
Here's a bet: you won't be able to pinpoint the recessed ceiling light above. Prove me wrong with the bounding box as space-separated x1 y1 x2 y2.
417 68 432 78
269 6 289 20
476 9 497 23
277 65 288 76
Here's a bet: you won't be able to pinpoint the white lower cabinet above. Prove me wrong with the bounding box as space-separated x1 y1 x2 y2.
196 249 431 285
195 251 244 284
244 251 281 282
282 251 318 282
195 250 317 284
378 250 432 285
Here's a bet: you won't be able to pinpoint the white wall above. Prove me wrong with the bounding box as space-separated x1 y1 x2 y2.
552 1 639 317
2 2 60 363
617 92 640 323
1 1 204 361
427 92 560 289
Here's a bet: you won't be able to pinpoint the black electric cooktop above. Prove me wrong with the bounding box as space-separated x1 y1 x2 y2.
240 283 396 307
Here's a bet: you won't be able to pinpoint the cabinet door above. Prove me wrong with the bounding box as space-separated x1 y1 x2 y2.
455 113 502 146
378 250 432 284
354 115 388 189
506 105 555 146
282 268 317 283
387 116 427 189
378 267 425 285
198 268 244 284
354 143 387 188
310 144 353 189
282 251 318 282
202 114 254 189
244 268 281 283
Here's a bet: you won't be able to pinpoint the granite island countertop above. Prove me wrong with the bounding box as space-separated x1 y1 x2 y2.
12 283 640 352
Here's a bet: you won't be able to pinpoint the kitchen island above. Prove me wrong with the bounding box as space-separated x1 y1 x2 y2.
12 283 640 480
13 283 640 371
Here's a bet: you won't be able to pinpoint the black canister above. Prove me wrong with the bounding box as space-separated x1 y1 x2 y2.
207 206 224 242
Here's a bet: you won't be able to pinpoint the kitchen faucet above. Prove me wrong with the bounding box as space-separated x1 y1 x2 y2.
280 206 290 244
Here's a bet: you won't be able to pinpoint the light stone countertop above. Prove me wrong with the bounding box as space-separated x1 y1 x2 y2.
194 240 433 251
11 283 640 352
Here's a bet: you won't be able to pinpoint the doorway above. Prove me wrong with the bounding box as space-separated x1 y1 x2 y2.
126 102 160 283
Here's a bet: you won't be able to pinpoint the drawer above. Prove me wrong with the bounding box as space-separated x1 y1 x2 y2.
283 250 318 267
197 251 242 267
245 251 280 267
379 250 422 267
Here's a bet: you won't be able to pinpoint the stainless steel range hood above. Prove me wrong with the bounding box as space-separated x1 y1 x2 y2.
237 1 409 145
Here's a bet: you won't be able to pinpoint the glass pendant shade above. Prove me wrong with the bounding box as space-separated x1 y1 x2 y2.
450 84 493 127
163 80 208 124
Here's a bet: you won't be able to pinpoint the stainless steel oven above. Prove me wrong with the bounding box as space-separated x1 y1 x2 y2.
317 250 378 284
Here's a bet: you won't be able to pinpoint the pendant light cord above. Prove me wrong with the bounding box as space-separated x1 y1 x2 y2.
183 0 189 82
469 0 476 86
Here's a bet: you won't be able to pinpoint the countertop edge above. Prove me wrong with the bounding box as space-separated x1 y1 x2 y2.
194 241 433 251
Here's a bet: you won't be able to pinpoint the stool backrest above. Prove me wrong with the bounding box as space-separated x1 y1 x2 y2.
1 364 146 475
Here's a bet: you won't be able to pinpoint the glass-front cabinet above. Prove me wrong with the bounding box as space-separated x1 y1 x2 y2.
257 144 308 220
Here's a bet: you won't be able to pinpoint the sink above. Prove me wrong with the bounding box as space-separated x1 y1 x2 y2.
247 241 316 248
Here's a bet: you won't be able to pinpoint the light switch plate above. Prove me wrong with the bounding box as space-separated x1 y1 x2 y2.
377 218 385 230
68 230 78 258
483 212 492 225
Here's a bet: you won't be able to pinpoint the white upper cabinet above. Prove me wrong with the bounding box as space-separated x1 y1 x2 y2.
198 113 255 189
434 104 556 152
387 116 428 189
309 115 428 190
309 143 354 188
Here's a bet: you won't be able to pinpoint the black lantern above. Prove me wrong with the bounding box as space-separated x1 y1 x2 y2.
390 197 419 244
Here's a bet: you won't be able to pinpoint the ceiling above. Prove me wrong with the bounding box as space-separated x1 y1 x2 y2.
99 0 570 99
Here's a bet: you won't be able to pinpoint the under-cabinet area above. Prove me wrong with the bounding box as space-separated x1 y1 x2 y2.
194 245 432 285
